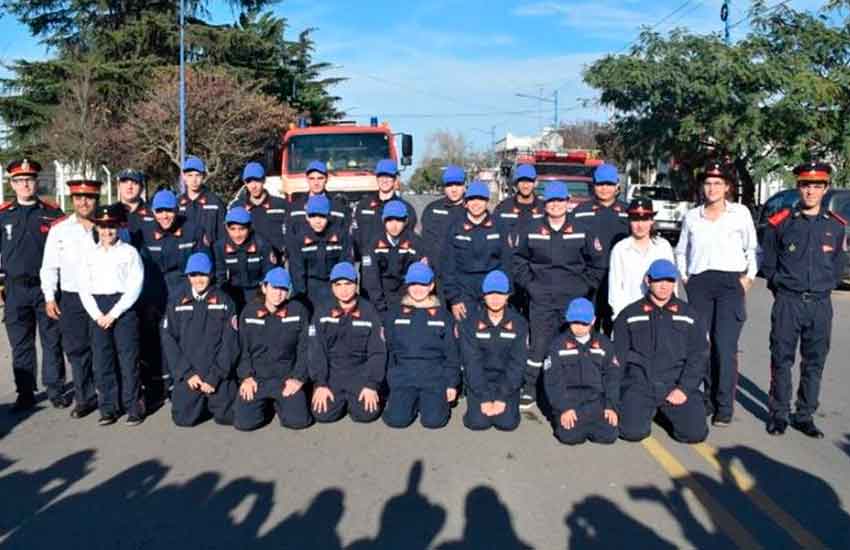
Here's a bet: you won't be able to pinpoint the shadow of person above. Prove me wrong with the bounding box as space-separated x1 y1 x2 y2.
348 460 445 550
565 495 678 549
0 449 96 537
262 488 345 550
627 485 722 548
839 433 850 460
437 486 532 550
0 401 45 440
735 374 771 422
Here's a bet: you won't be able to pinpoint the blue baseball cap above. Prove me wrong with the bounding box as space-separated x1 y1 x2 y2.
182 156 206 173
565 297 595 324
543 181 569 201
330 262 358 282
305 194 331 216
306 160 327 176
117 169 144 184
646 259 678 281
465 180 490 200
593 163 619 185
513 164 537 182
152 190 177 210
375 159 398 177
184 252 212 275
225 206 252 225
405 262 434 285
263 267 292 290
482 270 510 294
382 200 408 220
242 162 265 181
442 165 465 185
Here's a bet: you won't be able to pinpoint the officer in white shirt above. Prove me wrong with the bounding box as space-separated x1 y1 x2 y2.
675 161 758 427
77 204 145 426
41 179 102 419
608 198 675 320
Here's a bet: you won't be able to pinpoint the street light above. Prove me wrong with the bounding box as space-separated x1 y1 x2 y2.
516 90 559 129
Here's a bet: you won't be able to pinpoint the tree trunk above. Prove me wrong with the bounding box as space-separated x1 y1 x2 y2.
734 157 755 207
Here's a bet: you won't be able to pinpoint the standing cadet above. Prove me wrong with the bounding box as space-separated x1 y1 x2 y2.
113 169 153 246
234 267 312 431
513 181 607 410
77 205 145 426
571 164 629 334
213 206 274 313
460 270 526 432
41 178 102 418
543 298 620 445
351 159 418 259
287 161 350 237
761 162 847 438
0 159 67 411
614 259 709 444
228 161 289 263
178 156 226 243
382 262 460 429
309 262 386 424
420 165 467 275
161 252 238 427
360 200 425 313
287 195 352 310
441 181 512 322
675 162 757 426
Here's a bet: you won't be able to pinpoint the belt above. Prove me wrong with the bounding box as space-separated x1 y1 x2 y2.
777 289 830 301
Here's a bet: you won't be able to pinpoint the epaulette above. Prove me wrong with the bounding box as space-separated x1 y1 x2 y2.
768 208 791 228
49 214 68 227
829 211 848 226
0 201 13 212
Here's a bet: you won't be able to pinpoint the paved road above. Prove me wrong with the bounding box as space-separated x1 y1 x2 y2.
2 222 849 547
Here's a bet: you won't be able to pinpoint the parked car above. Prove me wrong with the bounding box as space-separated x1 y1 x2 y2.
626 185 692 242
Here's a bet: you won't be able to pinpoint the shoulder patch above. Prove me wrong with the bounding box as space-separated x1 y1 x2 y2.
768 209 791 228
829 211 848 226
0 201 13 212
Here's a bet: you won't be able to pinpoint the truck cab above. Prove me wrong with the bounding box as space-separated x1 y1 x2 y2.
508 150 601 212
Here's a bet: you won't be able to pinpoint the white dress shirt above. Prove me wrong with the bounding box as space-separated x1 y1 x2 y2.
77 239 144 320
40 214 94 302
675 202 758 280
608 236 675 319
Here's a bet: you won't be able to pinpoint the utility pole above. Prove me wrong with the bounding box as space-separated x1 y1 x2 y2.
179 0 186 186
721 0 731 45
516 89 559 131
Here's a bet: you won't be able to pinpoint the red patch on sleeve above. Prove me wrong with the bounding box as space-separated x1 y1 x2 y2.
768 209 791 227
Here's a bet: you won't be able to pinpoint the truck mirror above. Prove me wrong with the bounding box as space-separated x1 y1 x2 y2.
402 134 413 160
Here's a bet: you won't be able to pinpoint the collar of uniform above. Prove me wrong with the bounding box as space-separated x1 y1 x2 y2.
225 236 256 254
641 297 678 313
331 305 361 319
181 188 208 206
155 224 183 240
134 201 150 216
257 304 287 318
464 213 493 231
206 292 220 305
544 218 574 234
247 191 270 210
378 192 398 206
699 201 730 219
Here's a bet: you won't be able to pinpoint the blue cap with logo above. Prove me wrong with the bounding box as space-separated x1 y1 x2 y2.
405 262 434 285
565 297 595 324
263 267 292 290
242 162 265 181
513 164 537 182
543 181 569 201
482 270 510 294
117 169 144 184
306 160 328 176
375 159 398 177
330 262 358 282
442 165 465 185
152 190 178 210
182 156 206 174
646 259 678 281
382 200 408 220
184 252 213 275
305 194 331 216
225 206 252 225
465 180 490 200
593 163 619 185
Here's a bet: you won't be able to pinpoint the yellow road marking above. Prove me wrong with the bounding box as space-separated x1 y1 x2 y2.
693 442 826 550
641 437 763 549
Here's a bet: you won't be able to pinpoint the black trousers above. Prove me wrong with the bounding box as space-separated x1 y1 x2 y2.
58 292 95 407
234 378 312 430
552 399 617 445
90 294 141 417
619 384 708 444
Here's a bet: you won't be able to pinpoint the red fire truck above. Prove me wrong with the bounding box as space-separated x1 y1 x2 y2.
500 149 603 211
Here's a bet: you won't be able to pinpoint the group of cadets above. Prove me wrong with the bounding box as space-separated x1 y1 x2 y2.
1 153 845 444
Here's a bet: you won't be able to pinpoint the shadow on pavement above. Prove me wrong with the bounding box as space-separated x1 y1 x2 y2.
436 486 532 550
839 433 850 460
0 401 45 440
735 374 771 422
566 495 678 549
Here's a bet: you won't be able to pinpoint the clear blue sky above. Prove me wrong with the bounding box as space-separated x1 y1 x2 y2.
0 0 828 167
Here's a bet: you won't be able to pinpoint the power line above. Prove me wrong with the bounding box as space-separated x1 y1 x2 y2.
728 0 794 30
349 105 588 120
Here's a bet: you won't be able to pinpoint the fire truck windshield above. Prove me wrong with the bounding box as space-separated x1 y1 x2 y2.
287 133 392 173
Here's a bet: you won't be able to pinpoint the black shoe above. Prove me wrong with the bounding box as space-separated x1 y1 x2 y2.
50 394 72 409
98 413 118 426
125 414 144 427
766 417 788 435
519 391 536 411
712 414 732 427
791 418 824 439
70 402 97 419
10 393 36 413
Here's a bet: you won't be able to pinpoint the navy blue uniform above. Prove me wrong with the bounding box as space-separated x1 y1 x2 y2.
360 230 425 313
572 199 629 334
0 199 65 399
513 217 607 391
212 234 274 313
229 193 289 261
493 195 544 245
382 302 461 429
287 193 350 237
235 300 312 430
161 288 238 426
287 223 352 310
88 294 141 418
614 296 709 443
761 207 848 423
459 307 527 431
544 332 620 445
114 201 155 247
178 187 226 244
351 193 419 258
420 197 465 275
441 213 513 310
309 298 386 423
